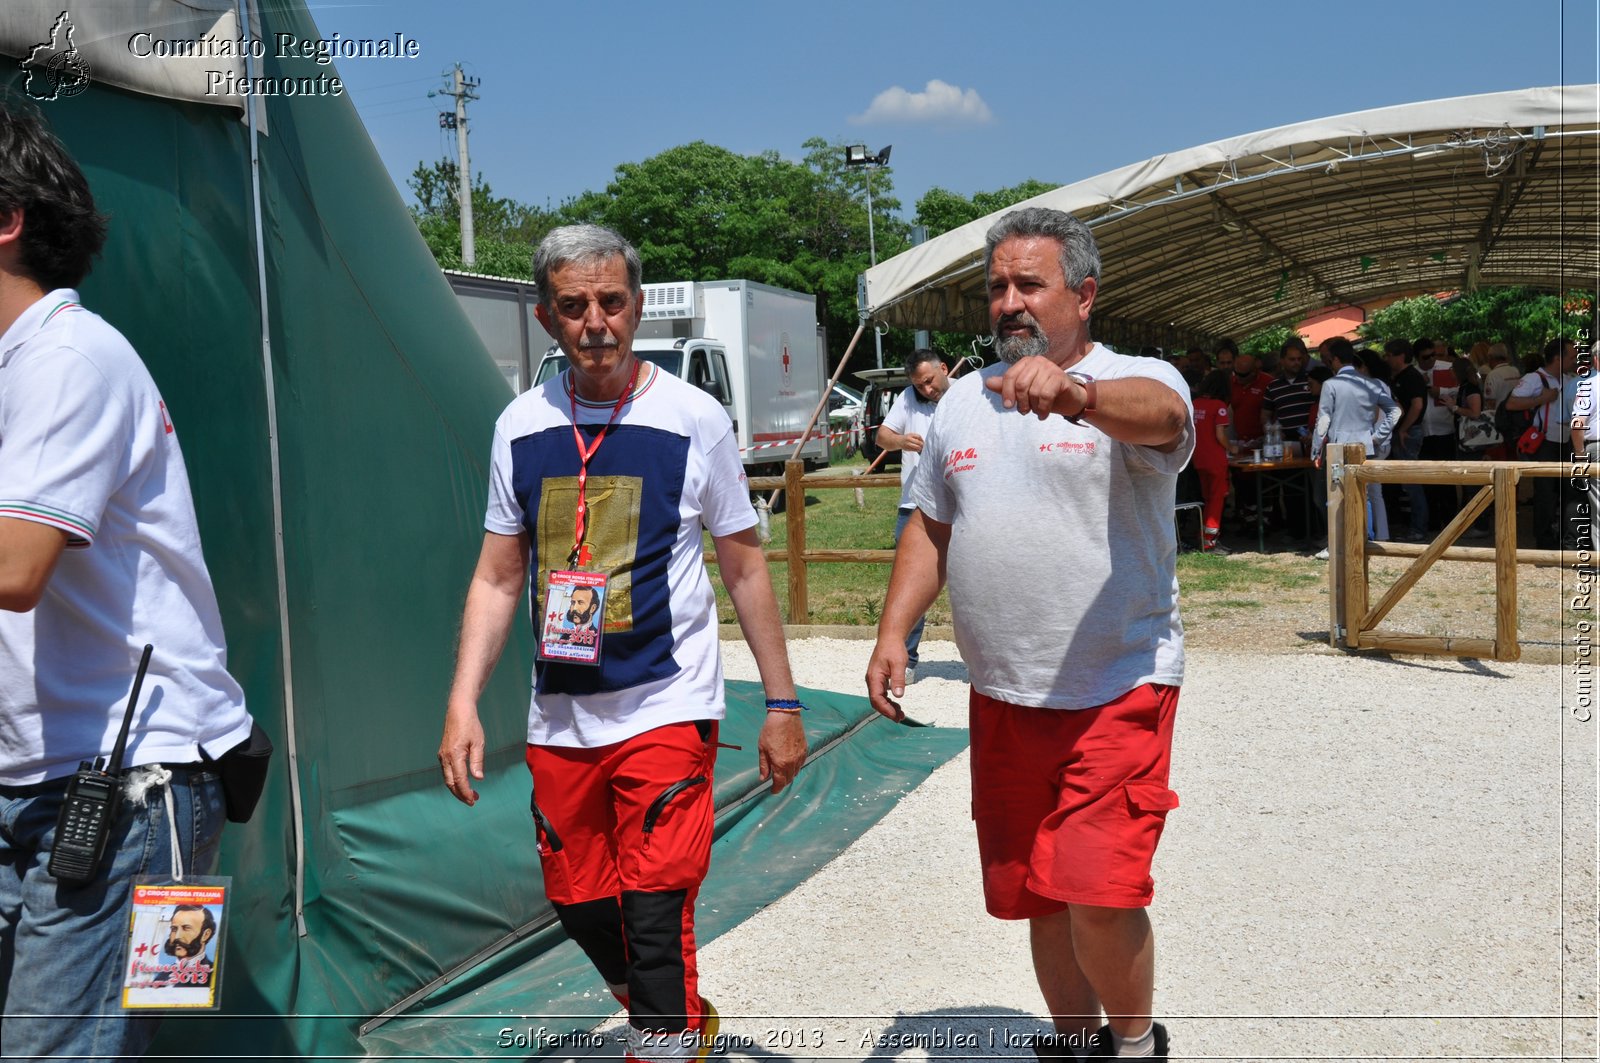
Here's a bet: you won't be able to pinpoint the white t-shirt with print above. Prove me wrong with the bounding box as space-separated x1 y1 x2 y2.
486 362 757 748
910 345 1195 710
0 291 251 784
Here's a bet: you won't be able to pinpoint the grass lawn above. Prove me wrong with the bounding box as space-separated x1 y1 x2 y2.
706 464 1326 627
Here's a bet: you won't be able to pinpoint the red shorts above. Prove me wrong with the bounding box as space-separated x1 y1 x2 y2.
970 684 1179 917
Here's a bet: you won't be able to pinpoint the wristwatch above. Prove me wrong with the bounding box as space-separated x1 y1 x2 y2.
1064 371 1097 425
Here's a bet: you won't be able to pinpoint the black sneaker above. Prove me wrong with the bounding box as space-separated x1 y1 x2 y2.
1028 1030 1096 1061
1086 1021 1169 1061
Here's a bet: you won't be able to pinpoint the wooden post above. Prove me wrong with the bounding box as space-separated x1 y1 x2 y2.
784 460 807 624
1340 445 1367 649
1493 465 1519 661
1326 446 1345 648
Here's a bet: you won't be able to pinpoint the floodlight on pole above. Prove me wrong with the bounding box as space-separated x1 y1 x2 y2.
844 144 892 369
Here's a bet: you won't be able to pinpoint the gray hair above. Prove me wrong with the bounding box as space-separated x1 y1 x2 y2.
983 207 1101 289
532 224 642 311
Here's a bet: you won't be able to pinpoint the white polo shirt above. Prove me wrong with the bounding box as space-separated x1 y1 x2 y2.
0 291 251 784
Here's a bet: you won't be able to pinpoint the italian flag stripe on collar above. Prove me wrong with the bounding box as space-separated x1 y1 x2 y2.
41 301 81 325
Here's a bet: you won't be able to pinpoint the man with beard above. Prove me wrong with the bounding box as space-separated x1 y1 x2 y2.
872 348 952 682
154 905 216 986
559 585 603 637
867 207 1192 1062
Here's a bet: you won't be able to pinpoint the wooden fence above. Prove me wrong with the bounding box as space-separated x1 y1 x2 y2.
1325 442 1596 661
699 460 900 624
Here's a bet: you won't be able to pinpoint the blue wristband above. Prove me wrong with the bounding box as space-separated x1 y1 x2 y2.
764 698 805 711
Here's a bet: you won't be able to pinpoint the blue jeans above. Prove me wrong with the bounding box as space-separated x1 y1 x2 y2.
0 766 226 1062
893 507 927 666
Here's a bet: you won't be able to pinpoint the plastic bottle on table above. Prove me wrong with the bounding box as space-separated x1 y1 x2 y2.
1264 418 1283 461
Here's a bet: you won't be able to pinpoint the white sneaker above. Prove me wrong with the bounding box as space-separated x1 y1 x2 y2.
1314 547 1330 560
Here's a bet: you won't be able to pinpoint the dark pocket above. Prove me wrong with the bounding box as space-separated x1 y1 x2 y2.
642 775 708 836
529 792 573 901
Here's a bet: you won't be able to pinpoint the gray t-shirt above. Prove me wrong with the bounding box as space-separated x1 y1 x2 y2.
910 344 1195 709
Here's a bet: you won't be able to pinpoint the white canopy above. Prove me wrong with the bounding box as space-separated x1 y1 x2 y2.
0 2 259 110
863 85 1600 347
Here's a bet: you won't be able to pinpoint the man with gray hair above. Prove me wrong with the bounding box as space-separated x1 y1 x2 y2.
872 347 952 680
868 207 1193 1060
439 224 807 1061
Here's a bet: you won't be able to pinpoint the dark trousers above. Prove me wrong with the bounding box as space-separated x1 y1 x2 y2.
1530 439 1567 550
1420 433 1459 529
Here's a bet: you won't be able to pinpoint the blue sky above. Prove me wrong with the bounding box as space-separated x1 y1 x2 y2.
314 0 1599 218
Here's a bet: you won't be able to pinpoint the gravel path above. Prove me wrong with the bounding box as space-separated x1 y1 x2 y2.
564 636 1593 1061
608 638 1593 1063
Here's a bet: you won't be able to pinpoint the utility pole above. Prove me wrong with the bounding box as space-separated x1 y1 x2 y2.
435 64 480 267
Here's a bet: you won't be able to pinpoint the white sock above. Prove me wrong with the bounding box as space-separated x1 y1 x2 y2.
1113 1023 1155 1057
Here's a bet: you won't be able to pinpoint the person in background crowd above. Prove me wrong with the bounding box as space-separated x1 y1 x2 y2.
1481 344 1522 411
1446 355 1492 539
1415 338 1461 528
1311 339 1401 552
1467 340 1493 373
874 347 953 684
1229 350 1274 443
1214 338 1237 374
1264 337 1316 442
1383 338 1430 541
1503 338 1577 550
1191 369 1241 553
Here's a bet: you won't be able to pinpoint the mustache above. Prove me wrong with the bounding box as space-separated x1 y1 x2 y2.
995 312 1041 334
578 337 619 350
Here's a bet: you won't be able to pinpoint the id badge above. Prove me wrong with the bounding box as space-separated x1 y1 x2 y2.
539 569 608 666
121 876 230 1010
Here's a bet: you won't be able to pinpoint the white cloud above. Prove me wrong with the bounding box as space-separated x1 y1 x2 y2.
850 79 993 126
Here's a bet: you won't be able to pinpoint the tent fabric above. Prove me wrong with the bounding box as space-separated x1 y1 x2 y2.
863 85 1600 346
0 3 964 1057
0 2 251 109
358 683 969 1062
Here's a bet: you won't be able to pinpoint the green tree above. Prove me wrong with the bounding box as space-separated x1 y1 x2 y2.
913 179 1056 238
1357 287 1596 357
1239 323 1304 358
407 159 556 277
1358 294 1452 346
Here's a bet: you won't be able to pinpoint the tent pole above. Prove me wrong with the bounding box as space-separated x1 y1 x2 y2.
240 0 309 938
765 322 866 511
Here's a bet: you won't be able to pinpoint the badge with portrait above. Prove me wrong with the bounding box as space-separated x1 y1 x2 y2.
538 570 609 666
120 876 231 1010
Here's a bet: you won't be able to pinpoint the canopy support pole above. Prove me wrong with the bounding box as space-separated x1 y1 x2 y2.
240 0 309 938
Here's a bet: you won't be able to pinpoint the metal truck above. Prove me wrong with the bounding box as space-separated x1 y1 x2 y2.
532 279 831 475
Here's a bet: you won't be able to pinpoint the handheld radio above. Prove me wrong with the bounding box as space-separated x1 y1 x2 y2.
47 644 153 884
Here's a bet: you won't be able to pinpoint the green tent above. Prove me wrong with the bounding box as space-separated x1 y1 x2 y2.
0 4 963 1057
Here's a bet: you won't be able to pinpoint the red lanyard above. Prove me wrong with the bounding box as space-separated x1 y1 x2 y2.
567 364 638 567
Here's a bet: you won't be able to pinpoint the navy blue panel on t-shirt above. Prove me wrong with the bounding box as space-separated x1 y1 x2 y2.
509 422 689 696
